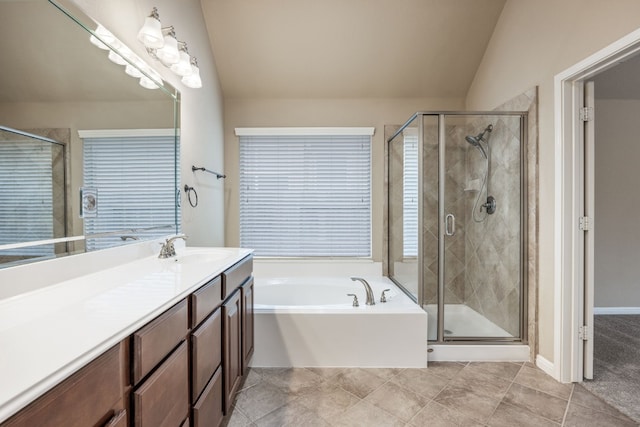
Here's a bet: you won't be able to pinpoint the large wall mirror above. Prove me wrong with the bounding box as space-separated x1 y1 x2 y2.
0 0 180 268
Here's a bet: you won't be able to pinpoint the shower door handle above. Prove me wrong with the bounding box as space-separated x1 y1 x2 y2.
445 214 456 236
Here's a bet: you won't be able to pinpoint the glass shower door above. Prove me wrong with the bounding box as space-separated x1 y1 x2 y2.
441 114 524 340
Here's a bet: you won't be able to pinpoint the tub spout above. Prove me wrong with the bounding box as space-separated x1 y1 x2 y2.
350 277 375 305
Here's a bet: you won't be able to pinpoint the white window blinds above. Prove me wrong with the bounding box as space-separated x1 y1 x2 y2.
238 130 372 257
82 132 179 251
403 134 418 257
0 140 54 256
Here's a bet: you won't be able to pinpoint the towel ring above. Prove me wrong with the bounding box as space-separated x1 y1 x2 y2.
184 185 198 208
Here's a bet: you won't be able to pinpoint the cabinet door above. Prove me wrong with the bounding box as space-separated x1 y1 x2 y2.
222 289 242 414
241 277 254 373
191 307 222 402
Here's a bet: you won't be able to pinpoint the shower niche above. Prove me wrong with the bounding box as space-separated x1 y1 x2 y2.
387 112 527 344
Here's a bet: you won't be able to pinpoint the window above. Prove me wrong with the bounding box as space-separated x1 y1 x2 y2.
237 128 373 257
81 130 179 251
403 133 418 257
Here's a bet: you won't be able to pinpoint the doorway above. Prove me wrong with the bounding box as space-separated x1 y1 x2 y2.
554 26 640 388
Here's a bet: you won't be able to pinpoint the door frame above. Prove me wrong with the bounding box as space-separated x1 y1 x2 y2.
554 28 640 383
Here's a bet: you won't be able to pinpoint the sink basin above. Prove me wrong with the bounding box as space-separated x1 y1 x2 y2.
165 249 232 265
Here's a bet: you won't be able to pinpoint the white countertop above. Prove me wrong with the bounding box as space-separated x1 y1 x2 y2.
0 244 252 423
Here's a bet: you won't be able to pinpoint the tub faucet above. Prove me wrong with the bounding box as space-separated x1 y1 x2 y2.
158 234 188 259
350 277 375 305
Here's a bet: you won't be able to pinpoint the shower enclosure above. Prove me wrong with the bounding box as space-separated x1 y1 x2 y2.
387 112 527 344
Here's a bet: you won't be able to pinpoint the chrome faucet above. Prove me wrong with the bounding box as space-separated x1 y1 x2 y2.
350 277 375 305
158 234 188 259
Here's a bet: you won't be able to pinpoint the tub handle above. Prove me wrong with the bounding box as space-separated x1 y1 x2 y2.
380 289 391 303
347 293 359 307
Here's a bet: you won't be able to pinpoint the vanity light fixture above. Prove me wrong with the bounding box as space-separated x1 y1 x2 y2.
89 22 163 90
181 57 202 89
137 7 203 89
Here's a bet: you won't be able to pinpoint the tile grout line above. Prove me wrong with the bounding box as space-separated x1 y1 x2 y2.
560 384 575 426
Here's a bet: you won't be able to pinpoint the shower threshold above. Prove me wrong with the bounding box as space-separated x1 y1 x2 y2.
424 303 530 362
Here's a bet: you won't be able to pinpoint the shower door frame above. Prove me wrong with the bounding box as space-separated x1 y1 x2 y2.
388 111 529 345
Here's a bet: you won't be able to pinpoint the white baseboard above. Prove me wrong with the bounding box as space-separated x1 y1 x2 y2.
536 354 555 378
594 307 640 315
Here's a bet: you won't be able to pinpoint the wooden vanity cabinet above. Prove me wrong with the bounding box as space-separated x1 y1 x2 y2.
2 254 254 427
1 341 128 427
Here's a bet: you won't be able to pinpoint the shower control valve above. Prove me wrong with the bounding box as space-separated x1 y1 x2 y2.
380 289 391 303
347 293 359 307
482 196 497 215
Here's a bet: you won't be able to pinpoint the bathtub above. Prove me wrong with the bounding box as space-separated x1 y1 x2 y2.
251 274 428 368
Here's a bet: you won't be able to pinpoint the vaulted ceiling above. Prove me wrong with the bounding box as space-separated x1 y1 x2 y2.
201 0 507 99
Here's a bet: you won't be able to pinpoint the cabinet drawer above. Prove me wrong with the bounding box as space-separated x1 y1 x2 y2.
2 342 125 427
133 341 189 427
190 276 222 328
222 255 253 298
192 367 223 427
132 299 188 384
104 410 127 427
191 307 222 401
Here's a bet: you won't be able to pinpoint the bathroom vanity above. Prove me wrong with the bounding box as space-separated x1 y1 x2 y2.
0 244 253 427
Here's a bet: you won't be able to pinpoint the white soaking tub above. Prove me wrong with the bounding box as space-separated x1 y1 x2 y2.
251 274 428 368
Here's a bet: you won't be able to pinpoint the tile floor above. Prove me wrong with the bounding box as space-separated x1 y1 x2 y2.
223 362 639 427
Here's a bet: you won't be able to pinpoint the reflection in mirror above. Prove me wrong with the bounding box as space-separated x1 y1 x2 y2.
0 126 69 266
0 0 180 268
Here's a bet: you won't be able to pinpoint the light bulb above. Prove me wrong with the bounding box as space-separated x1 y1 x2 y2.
182 62 202 88
170 50 192 76
137 9 164 49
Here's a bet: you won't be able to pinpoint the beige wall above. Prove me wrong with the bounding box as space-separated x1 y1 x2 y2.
594 99 640 307
223 97 464 260
466 0 640 361
73 0 226 246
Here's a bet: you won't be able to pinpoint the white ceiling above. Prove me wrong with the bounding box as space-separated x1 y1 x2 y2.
201 0 507 99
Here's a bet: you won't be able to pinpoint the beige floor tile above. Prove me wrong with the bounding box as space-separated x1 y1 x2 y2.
425 361 467 380
260 367 324 395
296 383 360 420
487 401 560 427
449 364 512 399
223 407 255 427
234 381 290 421
466 361 523 381
305 367 346 380
254 401 331 427
514 365 573 400
434 383 502 424
364 381 429 422
408 400 484 427
329 368 388 399
502 383 568 424
563 401 639 427
329 400 405 427
390 368 451 399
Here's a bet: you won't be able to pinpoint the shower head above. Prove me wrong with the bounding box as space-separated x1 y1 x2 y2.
465 124 493 159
